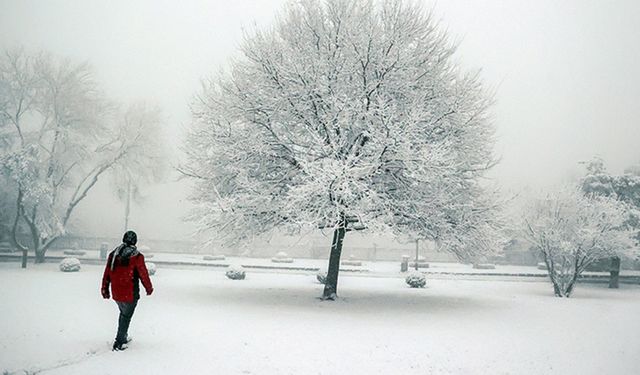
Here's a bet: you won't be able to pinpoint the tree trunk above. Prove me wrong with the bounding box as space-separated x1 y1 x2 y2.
30 230 46 264
22 214 45 264
33 237 58 264
322 213 347 300
12 189 28 268
609 256 620 289
414 239 419 271
563 256 583 298
35 248 46 263
124 178 131 232
565 280 576 297
542 256 562 297
548 270 569 297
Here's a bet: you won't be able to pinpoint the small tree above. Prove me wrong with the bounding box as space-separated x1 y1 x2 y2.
110 102 168 231
523 188 634 297
184 0 502 299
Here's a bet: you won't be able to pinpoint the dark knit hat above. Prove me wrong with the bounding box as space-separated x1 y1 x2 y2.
122 230 137 246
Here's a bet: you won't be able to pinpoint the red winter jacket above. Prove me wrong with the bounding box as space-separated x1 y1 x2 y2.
101 245 153 303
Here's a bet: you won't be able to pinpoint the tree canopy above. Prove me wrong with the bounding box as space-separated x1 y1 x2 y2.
185 0 503 297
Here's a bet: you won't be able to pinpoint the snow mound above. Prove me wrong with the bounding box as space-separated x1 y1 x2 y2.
146 262 157 276
405 271 426 288
226 265 246 280
59 257 81 272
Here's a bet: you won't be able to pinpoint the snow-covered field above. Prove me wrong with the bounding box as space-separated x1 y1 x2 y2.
1 263 639 375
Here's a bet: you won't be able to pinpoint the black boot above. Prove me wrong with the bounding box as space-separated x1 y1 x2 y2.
112 340 128 351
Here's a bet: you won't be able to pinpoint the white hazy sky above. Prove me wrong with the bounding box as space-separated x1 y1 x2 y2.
1 0 639 241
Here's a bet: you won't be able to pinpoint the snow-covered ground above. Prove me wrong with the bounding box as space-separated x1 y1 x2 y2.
1 263 639 375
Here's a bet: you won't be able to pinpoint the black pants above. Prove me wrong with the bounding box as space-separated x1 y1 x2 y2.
115 300 138 344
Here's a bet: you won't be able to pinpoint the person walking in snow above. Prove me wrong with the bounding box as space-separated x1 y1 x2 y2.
101 230 153 351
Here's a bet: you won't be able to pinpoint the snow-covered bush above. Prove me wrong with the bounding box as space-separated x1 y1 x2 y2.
405 271 426 288
225 265 246 280
316 270 327 284
59 257 81 272
146 262 156 276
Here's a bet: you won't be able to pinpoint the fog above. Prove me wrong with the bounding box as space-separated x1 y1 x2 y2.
3 2 640 373
2 0 639 241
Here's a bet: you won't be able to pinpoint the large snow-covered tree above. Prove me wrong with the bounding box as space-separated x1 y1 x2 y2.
184 0 502 299
0 49 163 265
523 188 634 297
